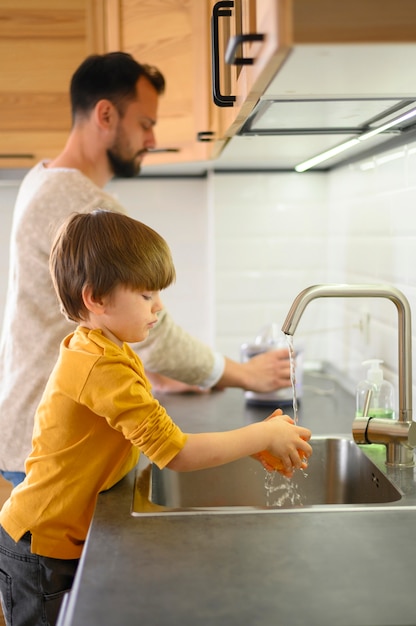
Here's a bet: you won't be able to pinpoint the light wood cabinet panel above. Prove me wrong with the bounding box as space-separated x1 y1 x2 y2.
117 0 216 167
0 0 218 170
0 0 103 168
2 1 415 170
292 0 416 43
208 0 298 141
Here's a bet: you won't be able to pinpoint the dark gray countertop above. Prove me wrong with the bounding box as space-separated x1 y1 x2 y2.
58 373 416 626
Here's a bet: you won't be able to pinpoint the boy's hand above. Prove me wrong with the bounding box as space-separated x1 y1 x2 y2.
252 408 312 477
254 449 308 478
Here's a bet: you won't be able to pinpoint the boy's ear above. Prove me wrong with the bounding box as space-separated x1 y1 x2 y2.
82 285 105 315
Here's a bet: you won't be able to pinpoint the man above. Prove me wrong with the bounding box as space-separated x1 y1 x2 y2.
0 52 291 486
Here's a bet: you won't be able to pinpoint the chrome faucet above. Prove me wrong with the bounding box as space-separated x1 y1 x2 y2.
281 284 414 468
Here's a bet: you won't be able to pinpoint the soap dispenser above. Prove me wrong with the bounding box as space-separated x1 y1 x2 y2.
356 359 395 419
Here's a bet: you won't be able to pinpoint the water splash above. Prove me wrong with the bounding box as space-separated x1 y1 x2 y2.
264 470 303 507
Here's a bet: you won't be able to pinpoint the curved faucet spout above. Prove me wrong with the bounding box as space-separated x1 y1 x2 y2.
281 284 412 424
281 284 413 467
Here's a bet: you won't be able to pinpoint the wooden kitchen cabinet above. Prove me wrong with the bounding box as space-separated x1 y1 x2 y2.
101 0 416 163
0 0 106 169
209 0 416 144
0 0 269 171
0 0 218 170
111 0 220 167
208 0 291 138
3 1 415 171
0 0 291 171
0 0 219 170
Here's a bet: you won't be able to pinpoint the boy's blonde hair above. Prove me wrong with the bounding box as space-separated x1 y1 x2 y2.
49 209 176 322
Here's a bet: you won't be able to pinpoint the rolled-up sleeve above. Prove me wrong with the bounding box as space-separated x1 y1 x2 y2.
133 309 220 388
80 354 188 469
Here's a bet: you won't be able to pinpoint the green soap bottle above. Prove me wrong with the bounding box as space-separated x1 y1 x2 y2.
356 359 396 419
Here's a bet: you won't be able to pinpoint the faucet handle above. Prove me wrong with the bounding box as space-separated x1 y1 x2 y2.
408 421 416 448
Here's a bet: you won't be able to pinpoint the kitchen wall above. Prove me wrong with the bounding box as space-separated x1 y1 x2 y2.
212 138 416 404
212 170 330 362
106 177 213 345
326 141 416 395
0 176 212 345
0 138 415 409
0 182 19 320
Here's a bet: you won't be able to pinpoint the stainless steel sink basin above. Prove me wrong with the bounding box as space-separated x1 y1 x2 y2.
131 437 406 516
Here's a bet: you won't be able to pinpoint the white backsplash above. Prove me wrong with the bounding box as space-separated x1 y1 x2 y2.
106 177 213 345
212 171 330 364
212 140 416 404
0 182 21 323
0 176 214 346
0 139 416 406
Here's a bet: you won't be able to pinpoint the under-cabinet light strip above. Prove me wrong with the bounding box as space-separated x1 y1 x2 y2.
294 139 360 172
295 107 416 172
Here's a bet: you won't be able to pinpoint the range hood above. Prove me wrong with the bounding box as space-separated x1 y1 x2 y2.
216 43 416 171
242 98 416 137
239 96 416 171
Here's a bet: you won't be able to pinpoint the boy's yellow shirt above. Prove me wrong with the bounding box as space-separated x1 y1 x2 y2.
0 327 187 559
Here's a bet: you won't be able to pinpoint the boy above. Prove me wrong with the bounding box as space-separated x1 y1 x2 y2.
0 210 312 626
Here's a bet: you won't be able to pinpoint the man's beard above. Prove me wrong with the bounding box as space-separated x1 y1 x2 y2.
107 148 143 178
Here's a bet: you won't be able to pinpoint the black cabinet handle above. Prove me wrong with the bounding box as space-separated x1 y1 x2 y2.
225 33 265 65
211 0 236 107
197 131 216 142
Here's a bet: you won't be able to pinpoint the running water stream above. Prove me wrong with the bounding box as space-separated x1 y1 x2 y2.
286 334 299 424
264 334 307 506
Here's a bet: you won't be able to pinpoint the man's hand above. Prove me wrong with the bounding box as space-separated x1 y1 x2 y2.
241 348 292 392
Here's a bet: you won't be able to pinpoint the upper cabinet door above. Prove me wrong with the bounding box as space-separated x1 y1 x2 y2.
0 0 218 170
117 0 217 168
209 0 291 138
210 0 416 144
0 0 104 169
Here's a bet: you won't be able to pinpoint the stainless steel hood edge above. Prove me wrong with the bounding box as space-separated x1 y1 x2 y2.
216 42 416 171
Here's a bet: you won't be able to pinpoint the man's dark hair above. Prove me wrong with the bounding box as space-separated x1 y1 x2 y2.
70 51 165 121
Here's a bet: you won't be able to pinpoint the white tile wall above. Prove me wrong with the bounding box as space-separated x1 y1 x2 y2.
106 177 213 345
1 137 416 411
211 171 332 363
0 182 20 328
211 139 416 409
326 141 416 401
0 176 213 346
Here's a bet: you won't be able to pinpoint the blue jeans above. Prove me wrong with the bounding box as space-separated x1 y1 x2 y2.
0 525 78 625
0 471 25 488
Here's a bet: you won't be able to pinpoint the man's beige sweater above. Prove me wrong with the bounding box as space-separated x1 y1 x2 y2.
0 163 217 471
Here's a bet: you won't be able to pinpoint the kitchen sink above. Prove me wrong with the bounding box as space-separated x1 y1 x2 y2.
131 437 405 516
